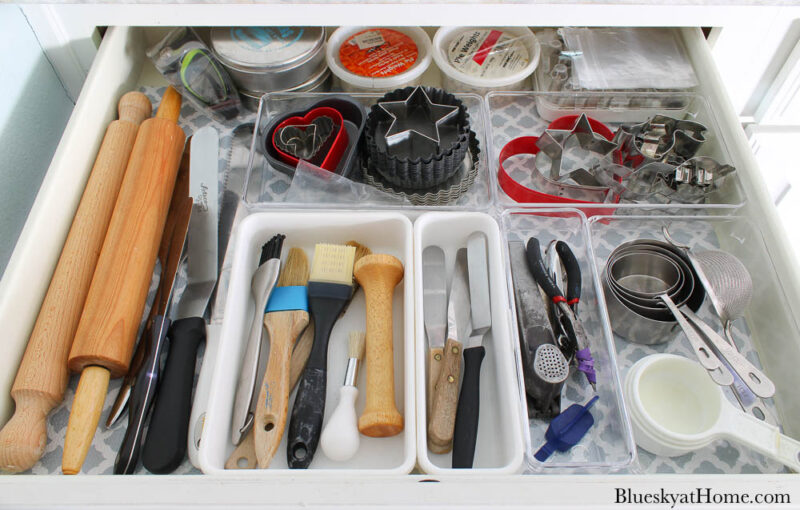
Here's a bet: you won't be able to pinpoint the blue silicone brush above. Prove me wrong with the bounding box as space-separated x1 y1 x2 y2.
534 396 599 462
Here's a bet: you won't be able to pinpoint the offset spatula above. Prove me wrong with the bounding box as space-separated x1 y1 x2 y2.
453 232 491 468
428 249 471 453
422 246 447 425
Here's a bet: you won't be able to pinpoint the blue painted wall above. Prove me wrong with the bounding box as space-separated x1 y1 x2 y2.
0 5 75 278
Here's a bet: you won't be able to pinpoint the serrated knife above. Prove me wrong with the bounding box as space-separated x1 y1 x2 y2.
428 248 471 454
188 123 252 467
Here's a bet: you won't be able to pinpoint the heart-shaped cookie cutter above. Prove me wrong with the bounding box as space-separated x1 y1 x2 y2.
276 116 334 160
272 106 349 172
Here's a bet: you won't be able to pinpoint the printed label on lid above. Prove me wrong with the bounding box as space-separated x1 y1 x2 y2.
229 27 305 53
339 28 419 78
447 29 529 79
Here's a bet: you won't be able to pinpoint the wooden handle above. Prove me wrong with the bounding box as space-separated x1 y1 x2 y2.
426 347 443 424
254 310 309 468
61 366 110 474
226 324 311 470
354 254 404 438
69 87 184 376
428 337 462 454
225 428 257 469
0 92 150 473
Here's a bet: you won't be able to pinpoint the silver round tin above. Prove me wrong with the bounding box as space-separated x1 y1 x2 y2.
210 27 326 92
239 68 332 111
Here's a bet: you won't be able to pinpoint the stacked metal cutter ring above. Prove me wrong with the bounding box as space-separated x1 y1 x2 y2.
363 86 477 204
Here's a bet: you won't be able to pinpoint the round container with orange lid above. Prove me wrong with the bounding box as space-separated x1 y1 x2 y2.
327 27 432 92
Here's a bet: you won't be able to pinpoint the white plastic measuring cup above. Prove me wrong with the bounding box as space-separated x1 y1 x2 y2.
624 354 800 471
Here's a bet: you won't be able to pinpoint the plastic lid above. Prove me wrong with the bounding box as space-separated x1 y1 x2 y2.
327 26 431 90
433 27 540 89
210 27 325 72
339 28 418 78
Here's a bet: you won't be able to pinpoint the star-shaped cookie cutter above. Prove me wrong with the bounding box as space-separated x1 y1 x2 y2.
378 86 460 147
535 113 618 184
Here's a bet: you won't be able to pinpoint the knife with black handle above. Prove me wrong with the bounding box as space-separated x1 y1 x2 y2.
142 127 219 474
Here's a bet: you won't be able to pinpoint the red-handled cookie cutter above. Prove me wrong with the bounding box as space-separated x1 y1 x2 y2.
272 106 349 172
498 115 622 216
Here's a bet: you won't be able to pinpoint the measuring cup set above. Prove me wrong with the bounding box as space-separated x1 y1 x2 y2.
601 228 793 469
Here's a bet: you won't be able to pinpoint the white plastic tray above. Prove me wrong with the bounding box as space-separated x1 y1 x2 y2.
413 211 524 475
198 210 415 475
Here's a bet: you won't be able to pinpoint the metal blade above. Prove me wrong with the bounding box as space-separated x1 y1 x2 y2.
447 248 471 344
175 126 219 320
422 245 447 349
466 232 491 346
218 123 252 271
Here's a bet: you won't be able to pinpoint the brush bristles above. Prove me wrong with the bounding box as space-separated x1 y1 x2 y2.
277 247 309 287
346 240 372 264
349 331 366 361
309 244 356 285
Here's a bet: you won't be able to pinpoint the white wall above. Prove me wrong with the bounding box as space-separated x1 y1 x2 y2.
0 5 75 277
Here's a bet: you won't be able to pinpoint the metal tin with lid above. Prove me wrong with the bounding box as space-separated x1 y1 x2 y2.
210 27 327 92
239 68 333 111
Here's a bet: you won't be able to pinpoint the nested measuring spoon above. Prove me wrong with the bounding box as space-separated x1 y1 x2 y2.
624 354 800 471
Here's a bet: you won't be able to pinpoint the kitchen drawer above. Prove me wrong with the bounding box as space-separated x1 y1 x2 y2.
2 24 799 508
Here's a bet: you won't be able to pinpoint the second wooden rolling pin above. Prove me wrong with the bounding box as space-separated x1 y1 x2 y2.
62 87 185 475
0 92 151 473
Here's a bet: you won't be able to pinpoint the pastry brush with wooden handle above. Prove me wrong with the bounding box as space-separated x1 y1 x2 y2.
254 248 310 468
62 87 185 475
0 92 151 473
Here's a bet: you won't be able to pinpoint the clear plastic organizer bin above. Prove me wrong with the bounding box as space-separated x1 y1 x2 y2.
199 210 416 475
587 214 799 474
486 91 745 212
245 91 492 211
500 208 635 473
531 28 697 123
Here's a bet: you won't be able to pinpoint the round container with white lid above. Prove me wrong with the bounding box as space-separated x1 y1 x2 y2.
327 27 431 93
433 27 540 94
210 27 327 93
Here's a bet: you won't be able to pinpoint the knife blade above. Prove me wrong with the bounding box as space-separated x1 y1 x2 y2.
188 123 252 467
105 142 193 429
114 191 193 474
428 248 470 454
422 246 447 422
453 232 491 468
140 126 219 474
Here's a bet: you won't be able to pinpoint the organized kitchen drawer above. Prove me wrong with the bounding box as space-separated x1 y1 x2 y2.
2 22 799 508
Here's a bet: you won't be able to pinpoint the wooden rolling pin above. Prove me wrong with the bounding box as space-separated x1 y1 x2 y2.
62 87 185 475
354 254 404 438
0 92 151 473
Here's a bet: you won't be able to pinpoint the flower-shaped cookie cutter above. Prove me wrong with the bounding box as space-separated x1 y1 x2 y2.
613 115 707 168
